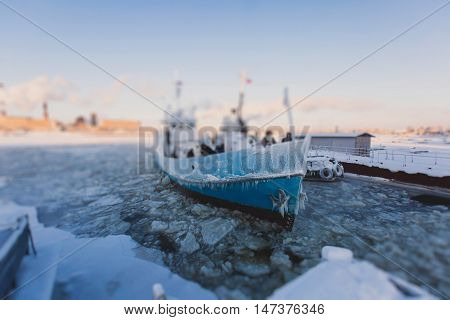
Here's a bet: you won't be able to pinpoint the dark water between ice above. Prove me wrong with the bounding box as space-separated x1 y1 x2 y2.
0 144 448 299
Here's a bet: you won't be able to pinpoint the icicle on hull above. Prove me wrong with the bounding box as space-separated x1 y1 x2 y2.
156 140 309 229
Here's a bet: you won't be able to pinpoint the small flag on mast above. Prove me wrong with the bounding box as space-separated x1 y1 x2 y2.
239 71 252 90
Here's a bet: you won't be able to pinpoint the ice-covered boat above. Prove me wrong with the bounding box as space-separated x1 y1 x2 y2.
157 139 310 228
156 78 310 228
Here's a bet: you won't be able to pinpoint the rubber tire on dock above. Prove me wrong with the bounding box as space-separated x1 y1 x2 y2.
319 167 334 181
333 163 344 177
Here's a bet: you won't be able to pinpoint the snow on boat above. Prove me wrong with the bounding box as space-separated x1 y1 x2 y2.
157 139 310 228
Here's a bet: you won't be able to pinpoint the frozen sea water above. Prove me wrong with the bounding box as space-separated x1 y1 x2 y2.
0 144 448 299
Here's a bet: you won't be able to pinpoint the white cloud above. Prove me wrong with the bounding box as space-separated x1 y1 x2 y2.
299 96 378 113
242 96 379 122
194 95 382 131
0 75 147 111
90 75 129 106
0 76 75 111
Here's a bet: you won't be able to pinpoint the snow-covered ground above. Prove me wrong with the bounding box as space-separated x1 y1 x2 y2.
0 200 215 299
373 134 450 152
317 149 450 177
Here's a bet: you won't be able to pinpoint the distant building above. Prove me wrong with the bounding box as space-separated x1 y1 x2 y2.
98 119 141 132
297 132 374 156
43 102 49 120
90 113 98 127
0 104 55 132
0 114 54 131
70 115 88 130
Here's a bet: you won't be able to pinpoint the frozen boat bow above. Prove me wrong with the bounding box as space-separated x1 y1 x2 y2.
157 138 310 229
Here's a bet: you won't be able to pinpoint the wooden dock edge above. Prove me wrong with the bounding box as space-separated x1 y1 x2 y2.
341 162 450 189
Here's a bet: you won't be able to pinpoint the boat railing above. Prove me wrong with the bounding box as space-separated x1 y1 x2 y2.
161 139 311 180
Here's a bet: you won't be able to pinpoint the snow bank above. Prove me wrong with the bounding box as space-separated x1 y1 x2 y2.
373 134 449 152
321 246 353 262
269 246 435 300
0 200 215 300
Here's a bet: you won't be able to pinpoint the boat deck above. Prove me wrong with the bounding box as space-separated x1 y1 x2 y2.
0 218 30 299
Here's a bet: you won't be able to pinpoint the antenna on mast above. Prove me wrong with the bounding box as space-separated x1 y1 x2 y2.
236 71 251 120
173 69 182 110
283 87 294 135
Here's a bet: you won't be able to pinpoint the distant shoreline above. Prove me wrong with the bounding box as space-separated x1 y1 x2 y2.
0 131 138 147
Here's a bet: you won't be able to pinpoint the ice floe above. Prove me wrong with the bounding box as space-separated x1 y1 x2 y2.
0 176 8 189
269 246 435 300
0 200 215 299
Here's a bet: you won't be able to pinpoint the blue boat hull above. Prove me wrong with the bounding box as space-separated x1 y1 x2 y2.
173 173 302 211
156 140 309 228
171 174 303 227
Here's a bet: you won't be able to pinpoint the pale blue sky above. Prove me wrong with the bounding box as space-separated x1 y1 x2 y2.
0 0 449 130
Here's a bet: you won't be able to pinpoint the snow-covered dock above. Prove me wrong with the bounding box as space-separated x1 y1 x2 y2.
309 144 450 188
310 146 450 178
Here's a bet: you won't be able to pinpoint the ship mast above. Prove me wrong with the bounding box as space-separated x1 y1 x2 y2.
173 69 182 112
283 87 294 135
236 71 246 120
234 71 251 134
